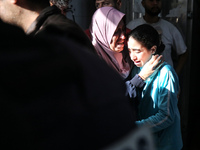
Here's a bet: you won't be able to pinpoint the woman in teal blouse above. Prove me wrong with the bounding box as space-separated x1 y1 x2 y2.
127 24 183 150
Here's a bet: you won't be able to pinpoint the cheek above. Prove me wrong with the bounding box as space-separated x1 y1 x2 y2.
140 52 152 64
129 52 134 60
109 40 114 51
110 36 117 51
129 51 140 60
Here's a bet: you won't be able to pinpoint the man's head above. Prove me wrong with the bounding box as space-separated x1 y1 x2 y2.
0 0 50 30
142 0 161 16
95 0 122 10
49 0 69 15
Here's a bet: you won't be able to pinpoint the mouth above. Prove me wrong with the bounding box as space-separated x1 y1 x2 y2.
134 60 141 66
117 41 124 45
116 41 124 49
152 6 159 10
151 7 160 12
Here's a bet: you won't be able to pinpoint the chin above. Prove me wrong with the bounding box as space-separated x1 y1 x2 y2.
135 63 143 67
137 65 142 67
115 49 123 53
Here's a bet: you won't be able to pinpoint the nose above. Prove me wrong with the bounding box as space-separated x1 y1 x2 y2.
129 51 137 61
98 3 103 9
153 0 159 5
120 32 126 39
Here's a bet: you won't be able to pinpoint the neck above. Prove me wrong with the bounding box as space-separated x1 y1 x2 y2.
143 13 160 24
20 10 40 32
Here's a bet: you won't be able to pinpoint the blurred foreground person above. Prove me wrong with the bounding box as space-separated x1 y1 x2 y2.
0 0 95 54
0 20 136 150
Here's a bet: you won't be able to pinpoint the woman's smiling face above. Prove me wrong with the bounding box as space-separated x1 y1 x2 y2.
109 20 126 53
128 37 153 67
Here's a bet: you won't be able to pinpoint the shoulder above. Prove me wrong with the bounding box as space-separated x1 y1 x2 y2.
127 18 143 24
46 14 79 29
127 18 143 29
156 62 179 93
160 62 173 72
159 19 179 31
158 62 179 83
159 19 173 26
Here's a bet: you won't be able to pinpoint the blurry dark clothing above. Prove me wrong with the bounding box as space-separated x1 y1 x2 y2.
1 21 136 150
26 5 96 54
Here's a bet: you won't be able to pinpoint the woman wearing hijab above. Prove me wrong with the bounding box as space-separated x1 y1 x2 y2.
90 7 131 79
90 7 163 126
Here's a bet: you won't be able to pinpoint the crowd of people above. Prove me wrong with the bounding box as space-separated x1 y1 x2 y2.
0 0 187 149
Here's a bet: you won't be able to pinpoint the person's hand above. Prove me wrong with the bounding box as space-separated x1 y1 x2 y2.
138 55 163 80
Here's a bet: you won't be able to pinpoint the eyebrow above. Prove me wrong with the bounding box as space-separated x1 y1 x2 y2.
128 48 141 51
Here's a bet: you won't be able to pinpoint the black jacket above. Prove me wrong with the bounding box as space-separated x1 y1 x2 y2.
1 20 136 150
26 6 96 54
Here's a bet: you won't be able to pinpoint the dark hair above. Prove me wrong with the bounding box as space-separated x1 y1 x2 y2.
50 0 70 6
50 0 69 12
95 0 120 9
25 0 50 9
26 0 50 4
128 24 165 55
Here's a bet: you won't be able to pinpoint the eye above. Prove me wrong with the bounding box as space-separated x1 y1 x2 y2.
131 49 141 53
104 2 110 6
95 3 100 9
128 48 141 54
136 49 141 53
113 27 125 36
113 29 120 35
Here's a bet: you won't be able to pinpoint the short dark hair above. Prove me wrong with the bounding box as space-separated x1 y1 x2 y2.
128 24 165 55
25 0 50 8
50 0 70 5
50 0 69 10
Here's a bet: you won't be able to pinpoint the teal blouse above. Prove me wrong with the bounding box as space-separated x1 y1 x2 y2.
130 62 183 150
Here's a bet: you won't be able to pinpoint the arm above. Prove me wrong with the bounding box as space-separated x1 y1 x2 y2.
175 50 188 75
171 24 188 75
125 74 145 98
136 69 179 133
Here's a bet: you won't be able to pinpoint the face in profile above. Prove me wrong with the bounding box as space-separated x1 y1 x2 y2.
110 20 126 53
128 37 156 67
95 0 121 10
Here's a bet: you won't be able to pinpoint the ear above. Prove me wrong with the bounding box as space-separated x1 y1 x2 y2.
151 45 157 54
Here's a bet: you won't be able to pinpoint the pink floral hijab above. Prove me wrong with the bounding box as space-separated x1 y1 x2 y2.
90 7 131 79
